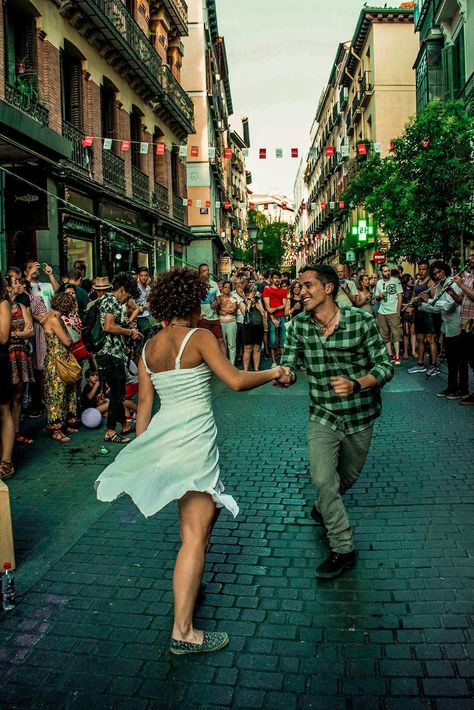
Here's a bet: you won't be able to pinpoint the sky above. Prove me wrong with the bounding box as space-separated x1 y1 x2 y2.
217 0 370 200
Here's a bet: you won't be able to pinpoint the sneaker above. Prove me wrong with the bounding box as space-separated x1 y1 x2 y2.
427 365 440 377
436 389 450 398
389 355 396 362
170 631 229 655
394 357 401 365
316 550 357 579
408 364 427 374
446 391 462 400
459 393 474 405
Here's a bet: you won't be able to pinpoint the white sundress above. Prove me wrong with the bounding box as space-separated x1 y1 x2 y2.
95 328 239 518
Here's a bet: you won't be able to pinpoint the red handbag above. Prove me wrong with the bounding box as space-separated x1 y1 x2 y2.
70 338 91 362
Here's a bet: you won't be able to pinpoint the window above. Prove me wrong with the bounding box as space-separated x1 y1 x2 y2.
171 148 179 194
130 110 142 169
101 81 117 150
61 48 83 129
452 25 465 98
4 3 37 86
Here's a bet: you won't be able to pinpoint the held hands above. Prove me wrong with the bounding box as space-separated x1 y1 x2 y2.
130 328 143 341
330 376 355 397
273 366 293 388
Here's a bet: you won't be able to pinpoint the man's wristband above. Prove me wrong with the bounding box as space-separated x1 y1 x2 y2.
351 379 361 394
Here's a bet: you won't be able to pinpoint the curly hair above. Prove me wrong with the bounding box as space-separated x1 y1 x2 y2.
51 292 76 317
150 267 208 322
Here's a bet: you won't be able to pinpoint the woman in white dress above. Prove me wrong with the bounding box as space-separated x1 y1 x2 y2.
96 268 284 655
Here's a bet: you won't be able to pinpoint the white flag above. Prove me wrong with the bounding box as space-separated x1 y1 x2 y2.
140 142 149 155
196 200 202 208
179 145 187 157
374 143 382 153
341 145 349 158
182 198 188 206
208 147 216 160
275 148 283 158
242 148 249 158
103 138 112 150
215 201 221 208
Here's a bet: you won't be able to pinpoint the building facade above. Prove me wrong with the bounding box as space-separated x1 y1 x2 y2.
290 6 418 273
229 115 251 257
414 0 473 116
0 0 195 276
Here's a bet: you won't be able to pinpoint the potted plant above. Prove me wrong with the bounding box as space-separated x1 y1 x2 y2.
16 57 27 74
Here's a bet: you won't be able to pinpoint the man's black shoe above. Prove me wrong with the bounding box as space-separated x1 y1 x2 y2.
310 505 325 526
316 550 357 579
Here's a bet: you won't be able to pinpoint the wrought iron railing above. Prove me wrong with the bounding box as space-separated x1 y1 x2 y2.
160 0 188 34
359 71 373 103
132 166 150 203
152 182 170 214
457 72 474 116
62 120 90 173
102 150 126 191
172 192 185 223
5 82 49 127
161 65 195 131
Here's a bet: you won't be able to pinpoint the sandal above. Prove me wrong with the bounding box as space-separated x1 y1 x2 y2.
104 433 131 444
15 434 34 445
50 430 70 443
0 461 15 481
64 427 79 434
66 418 81 428
122 421 136 434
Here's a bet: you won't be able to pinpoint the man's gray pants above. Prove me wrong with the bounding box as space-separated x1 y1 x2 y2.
308 421 373 554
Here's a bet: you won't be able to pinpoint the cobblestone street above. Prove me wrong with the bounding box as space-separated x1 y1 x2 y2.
0 363 473 709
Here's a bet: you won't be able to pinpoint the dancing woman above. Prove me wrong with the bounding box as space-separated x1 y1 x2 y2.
96 268 284 655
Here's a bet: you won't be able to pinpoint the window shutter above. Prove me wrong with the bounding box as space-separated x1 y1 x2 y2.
4 9 16 85
69 62 83 130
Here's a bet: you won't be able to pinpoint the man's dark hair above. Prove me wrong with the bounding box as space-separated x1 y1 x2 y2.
138 266 149 274
73 260 86 275
82 278 93 294
68 268 83 281
263 271 270 279
198 263 209 272
417 260 430 268
112 272 139 299
299 264 339 298
430 260 451 278
222 280 232 288
7 266 21 276
271 271 281 278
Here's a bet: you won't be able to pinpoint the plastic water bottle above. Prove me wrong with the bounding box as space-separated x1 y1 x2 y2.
98 445 110 455
1 562 16 611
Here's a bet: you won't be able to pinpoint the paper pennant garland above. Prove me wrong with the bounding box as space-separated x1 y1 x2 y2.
208 147 216 160
329 201 335 209
121 140 130 152
291 148 299 158
103 138 112 150
81 135 93 148
326 146 334 157
309 147 317 157
224 148 232 159
190 146 199 157
155 143 165 155
357 143 367 155
224 200 230 210
310 202 316 210
341 145 349 157
242 148 249 157
339 200 345 208
321 201 327 209
179 145 187 157
140 142 149 154
187 199 192 206
275 148 283 159
215 201 221 208
374 143 382 154
259 149 267 159
205 200 211 208
196 200 202 208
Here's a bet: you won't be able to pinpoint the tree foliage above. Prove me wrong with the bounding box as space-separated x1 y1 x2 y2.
342 99 474 262
234 210 291 270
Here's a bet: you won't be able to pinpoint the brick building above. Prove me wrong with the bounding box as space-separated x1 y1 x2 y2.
0 0 194 276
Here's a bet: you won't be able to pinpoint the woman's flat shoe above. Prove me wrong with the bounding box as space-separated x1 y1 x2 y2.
104 433 131 444
170 631 229 656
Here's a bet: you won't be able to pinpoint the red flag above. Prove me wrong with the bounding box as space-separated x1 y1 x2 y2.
232 229 237 236
389 141 396 153
325 146 334 157
259 149 267 159
339 200 345 209
281 203 287 209
81 135 93 147
422 137 429 148
155 143 165 155
224 200 230 210
224 148 232 159
291 148 299 158
321 201 327 210
190 146 199 157
301 202 306 210
357 143 367 155
121 140 131 152
187 199 192 206
249 202 255 210
205 200 211 208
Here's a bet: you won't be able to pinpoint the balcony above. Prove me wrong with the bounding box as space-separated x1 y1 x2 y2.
152 182 170 215
153 0 188 36
359 71 373 107
458 72 474 117
132 166 150 204
5 81 49 127
102 150 125 192
172 192 185 224
352 93 360 115
62 121 90 174
62 0 194 136
332 103 341 125
346 108 354 135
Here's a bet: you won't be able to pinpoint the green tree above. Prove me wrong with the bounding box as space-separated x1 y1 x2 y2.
342 99 474 262
234 211 291 270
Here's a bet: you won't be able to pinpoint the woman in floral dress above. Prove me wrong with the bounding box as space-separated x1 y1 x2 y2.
7 277 34 444
42 292 78 443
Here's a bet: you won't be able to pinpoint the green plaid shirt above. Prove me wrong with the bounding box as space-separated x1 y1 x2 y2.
281 307 393 434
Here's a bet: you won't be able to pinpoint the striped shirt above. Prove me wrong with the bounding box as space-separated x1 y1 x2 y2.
281 306 393 434
460 271 474 331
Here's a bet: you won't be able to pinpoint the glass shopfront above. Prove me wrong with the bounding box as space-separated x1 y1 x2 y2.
66 236 93 278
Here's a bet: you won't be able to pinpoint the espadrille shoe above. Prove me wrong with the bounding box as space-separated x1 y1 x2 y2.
170 631 229 655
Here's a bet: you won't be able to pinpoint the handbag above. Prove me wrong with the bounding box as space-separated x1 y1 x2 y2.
70 338 91 362
55 351 82 385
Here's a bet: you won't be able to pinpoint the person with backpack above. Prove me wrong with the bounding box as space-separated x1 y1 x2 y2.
94 274 142 444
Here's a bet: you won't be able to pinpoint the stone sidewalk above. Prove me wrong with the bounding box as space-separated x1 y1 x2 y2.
0 362 473 709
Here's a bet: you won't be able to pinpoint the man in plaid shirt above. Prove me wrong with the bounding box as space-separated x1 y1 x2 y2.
277 265 393 578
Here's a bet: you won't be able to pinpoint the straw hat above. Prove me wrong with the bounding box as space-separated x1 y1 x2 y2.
93 276 112 290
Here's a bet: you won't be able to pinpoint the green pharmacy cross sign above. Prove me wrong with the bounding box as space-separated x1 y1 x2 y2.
351 219 374 242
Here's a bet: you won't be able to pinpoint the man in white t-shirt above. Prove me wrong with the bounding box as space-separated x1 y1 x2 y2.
376 265 403 364
24 260 60 311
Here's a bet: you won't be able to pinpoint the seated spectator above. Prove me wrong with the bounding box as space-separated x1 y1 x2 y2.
81 369 109 415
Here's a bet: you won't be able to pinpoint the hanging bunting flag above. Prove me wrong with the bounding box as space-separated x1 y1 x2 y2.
121 140 131 152
374 143 382 154
232 228 237 236
249 202 254 210
259 149 267 159
281 203 287 209
224 200 230 210
205 200 211 208
321 201 327 209
326 146 334 157
81 135 94 148
179 145 187 157
339 200 345 209
291 148 299 158
421 137 429 148
341 145 349 157
329 201 335 209
301 202 306 210
208 147 216 160
242 148 249 158
140 142 149 155
190 146 199 157
196 200 202 208
182 198 187 206
215 201 221 208
155 142 165 155
357 143 367 155
310 202 316 210
224 148 232 159
187 199 192 206
389 141 396 153
103 138 112 150
264 203 269 210
275 148 283 158
309 147 317 157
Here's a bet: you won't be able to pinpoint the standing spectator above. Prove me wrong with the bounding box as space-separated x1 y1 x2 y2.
369 274 380 315
231 275 246 365
7 276 34 444
217 281 239 365
242 286 265 371
96 273 142 444
197 264 225 354
73 260 87 279
335 264 360 309
356 274 374 315
257 271 272 358
408 262 438 375
263 273 288 368
401 274 417 359
0 274 14 481
42 293 79 442
23 261 60 311
286 282 303 319
134 267 154 342
65 268 89 319
376 264 403 364
452 250 474 405
419 262 465 399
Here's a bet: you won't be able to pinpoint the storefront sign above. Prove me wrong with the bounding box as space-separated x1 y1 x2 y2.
345 250 356 262
219 256 232 274
5 170 48 230
99 202 138 228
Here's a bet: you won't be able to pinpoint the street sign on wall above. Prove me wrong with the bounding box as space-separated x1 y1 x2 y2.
345 250 356 262
374 251 387 264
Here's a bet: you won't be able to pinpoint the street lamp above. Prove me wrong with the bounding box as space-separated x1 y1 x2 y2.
256 237 264 271
247 218 259 270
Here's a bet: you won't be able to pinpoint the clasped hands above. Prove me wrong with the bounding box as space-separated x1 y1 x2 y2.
273 370 356 396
